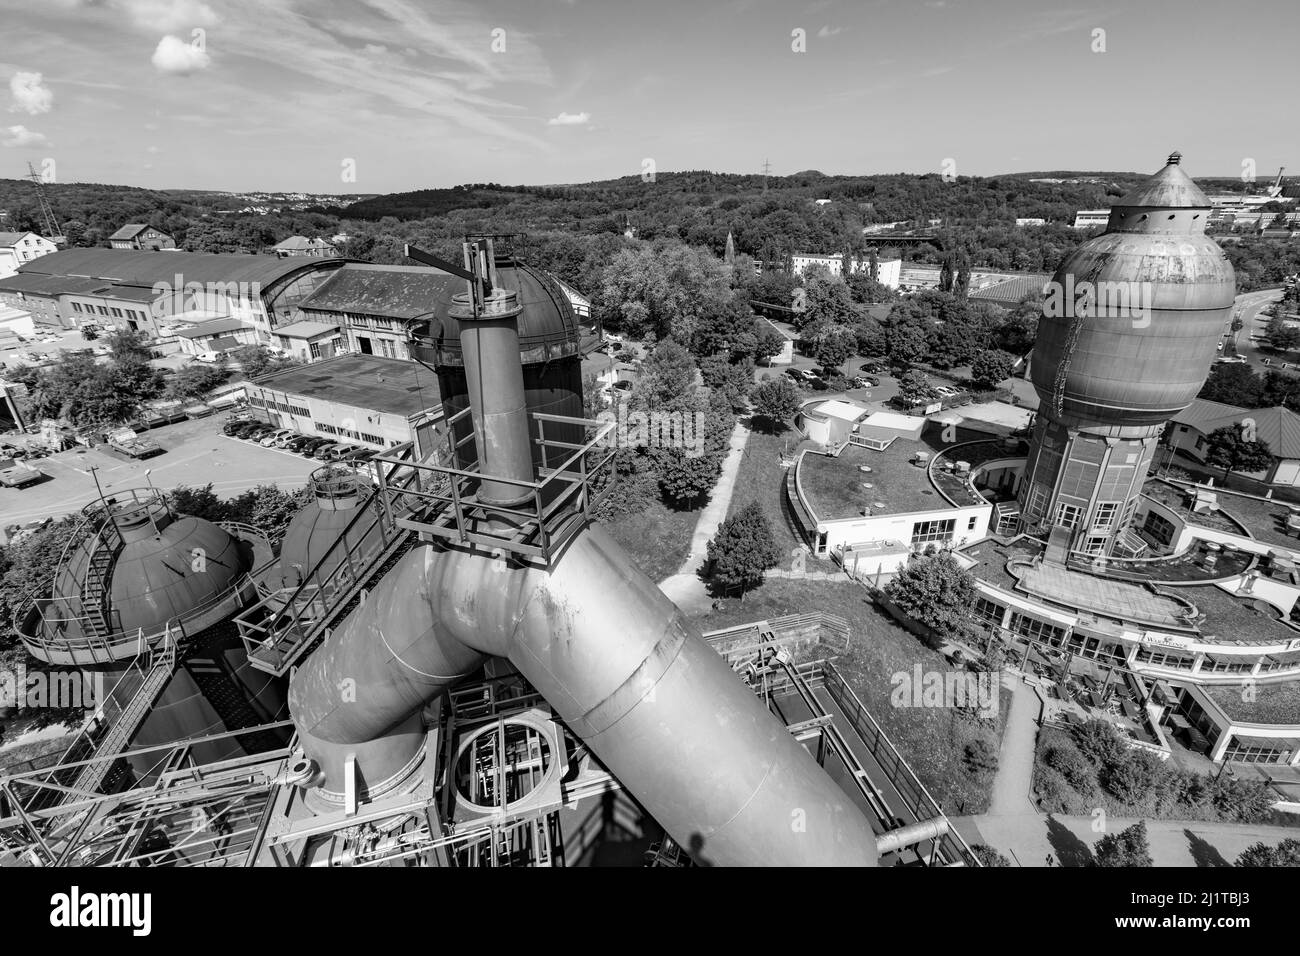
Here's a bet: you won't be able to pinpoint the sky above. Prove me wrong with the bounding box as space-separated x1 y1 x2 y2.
1 0 1297 194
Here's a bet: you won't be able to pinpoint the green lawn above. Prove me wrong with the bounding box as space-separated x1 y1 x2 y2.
697 577 1006 815
728 423 834 573
602 498 701 582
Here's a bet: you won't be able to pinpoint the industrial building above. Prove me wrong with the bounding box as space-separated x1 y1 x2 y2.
244 352 445 455
791 252 902 286
0 241 973 869
108 224 175 250
0 249 350 339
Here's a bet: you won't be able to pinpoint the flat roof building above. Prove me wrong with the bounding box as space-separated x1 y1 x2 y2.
245 353 444 457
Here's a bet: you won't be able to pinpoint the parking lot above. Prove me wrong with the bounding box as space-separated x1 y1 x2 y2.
0 412 320 528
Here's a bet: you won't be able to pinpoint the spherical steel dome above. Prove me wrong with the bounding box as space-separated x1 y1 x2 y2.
1029 153 1236 431
53 502 251 638
415 260 582 366
273 466 383 590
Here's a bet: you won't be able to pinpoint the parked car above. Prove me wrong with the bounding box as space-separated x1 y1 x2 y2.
245 424 275 441
852 375 880 388
313 442 344 460
342 445 376 462
933 385 961 398
298 437 332 455
260 429 293 447
325 444 358 462
283 435 315 452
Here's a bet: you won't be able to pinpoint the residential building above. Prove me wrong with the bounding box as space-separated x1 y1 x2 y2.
0 231 58 279
1015 218 1046 227
791 253 901 287
108 224 176 250
1165 398 1300 486
273 236 340 258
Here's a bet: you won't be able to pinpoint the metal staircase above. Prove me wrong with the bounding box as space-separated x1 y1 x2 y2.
62 628 177 803
238 454 424 677
80 519 123 639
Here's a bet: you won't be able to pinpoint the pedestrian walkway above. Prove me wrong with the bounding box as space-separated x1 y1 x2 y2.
658 422 750 616
987 675 1042 816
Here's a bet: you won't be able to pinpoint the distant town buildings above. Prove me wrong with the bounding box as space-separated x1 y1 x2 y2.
791 252 902 287
1014 218 1046 227
1072 209 1111 229
273 236 340 258
0 231 58 279
108 224 176 250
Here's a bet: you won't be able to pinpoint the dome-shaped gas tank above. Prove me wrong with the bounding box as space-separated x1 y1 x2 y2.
53 498 251 639
274 464 383 590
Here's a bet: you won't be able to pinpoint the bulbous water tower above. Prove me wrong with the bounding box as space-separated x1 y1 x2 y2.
1019 152 1237 554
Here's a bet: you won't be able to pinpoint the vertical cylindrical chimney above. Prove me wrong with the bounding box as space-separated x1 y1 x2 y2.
450 241 535 508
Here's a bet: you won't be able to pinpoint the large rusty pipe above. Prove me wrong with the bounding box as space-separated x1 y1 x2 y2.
288 527 880 866
450 289 535 509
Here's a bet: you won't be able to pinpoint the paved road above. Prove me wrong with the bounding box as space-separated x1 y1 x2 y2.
1224 288 1286 367
0 415 318 530
986 675 1041 817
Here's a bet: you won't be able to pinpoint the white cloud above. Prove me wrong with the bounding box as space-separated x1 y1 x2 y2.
120 0 218 32
363 43 388 55
2 125 51 148
9 72 53 115
817 25 843 38
152 35 212 75
547 111 590 126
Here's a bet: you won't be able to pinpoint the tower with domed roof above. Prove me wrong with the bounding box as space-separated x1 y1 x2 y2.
1018 152 1237 555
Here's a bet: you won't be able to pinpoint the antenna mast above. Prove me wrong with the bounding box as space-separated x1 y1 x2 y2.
26 162 65 244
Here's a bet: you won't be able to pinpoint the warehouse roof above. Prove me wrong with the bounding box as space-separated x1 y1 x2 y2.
19 248 346 290
299 264 460 320
273 320 339 339
249 353 442 417
0 273 110 296
174 317 251 338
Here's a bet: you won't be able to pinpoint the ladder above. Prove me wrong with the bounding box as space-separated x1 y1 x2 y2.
80 519 123 639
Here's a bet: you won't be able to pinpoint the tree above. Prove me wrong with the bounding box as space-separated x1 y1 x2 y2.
166 362 230 401
896 370 938 406
1199 363 1263 407
1235 838 1300 867
812 328 856 371
705 501 781 597
106 328 154 361
1092 821 1153 867
634 339 698 413
656 447 720 508
939 254 955 293
970 349 1016 390
799 271 856 330
231 345 292 381
882 553 977 644
954 250 972 300
750 378 801 434
1204 425 1274 482
970 844 1011 867
1263 315 1300 352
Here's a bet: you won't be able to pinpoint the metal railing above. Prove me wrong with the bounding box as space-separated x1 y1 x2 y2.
236 446 424 676
374 408 617 567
